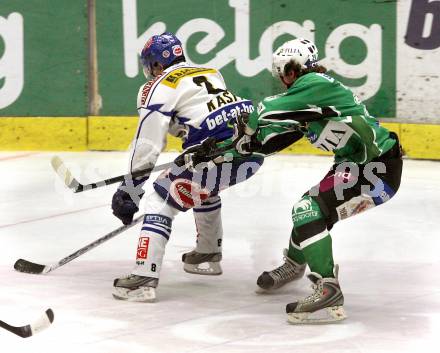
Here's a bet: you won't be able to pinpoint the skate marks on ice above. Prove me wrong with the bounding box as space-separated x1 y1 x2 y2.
171 312 364 347
1 153 440 352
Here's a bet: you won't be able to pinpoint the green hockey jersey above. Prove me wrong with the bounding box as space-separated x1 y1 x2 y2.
250 72 396 164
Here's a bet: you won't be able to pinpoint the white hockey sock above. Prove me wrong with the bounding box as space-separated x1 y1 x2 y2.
193 196 223 254
131 191 179 278
132 227 169 278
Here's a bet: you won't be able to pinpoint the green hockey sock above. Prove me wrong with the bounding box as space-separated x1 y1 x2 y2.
291 195 335 278
287 229 306 264
302 234 335 278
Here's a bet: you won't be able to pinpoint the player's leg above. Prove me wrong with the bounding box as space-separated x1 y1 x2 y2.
182 195 223 275
256 166 353 319
113 191 179 302
286 143 402 323
256 190 332 293
114 155 262 301
256 231 306 292
253 191 346 322
285 195 346 323
177 156 262 275
180 156 263 276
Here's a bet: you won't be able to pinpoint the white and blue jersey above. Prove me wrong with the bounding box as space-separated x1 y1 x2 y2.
129 62 253 175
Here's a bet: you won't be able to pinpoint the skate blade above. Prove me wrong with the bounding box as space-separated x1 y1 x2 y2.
287 306 347 324
183 262 222 275
112 286 156 302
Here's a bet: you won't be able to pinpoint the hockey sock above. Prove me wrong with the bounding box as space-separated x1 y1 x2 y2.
132 214 172 277
193 196 223 253
291 196 335 278
287 229 306 264
302 235 335 278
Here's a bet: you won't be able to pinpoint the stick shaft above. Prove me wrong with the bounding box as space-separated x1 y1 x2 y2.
0 320 23 336
51 215 144 271
73 162 173 193
50 214 144 270
14 216 144 274
53 137 237 193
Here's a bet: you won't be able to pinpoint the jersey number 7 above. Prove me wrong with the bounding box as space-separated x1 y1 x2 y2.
193 76 225 95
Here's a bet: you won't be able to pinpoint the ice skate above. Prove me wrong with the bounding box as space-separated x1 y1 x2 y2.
286 265 347 324
256 249 306 293
182 250 222 275
112 274 158 302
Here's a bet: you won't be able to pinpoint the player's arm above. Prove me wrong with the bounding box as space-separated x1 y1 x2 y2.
128 112 169 181
128 83 173 182
257 87 340 126
112 83 173 225
254 123 304 156
234 84 339 155
231 109 304 157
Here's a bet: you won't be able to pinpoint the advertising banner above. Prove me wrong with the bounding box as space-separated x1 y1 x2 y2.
1 0 439 120
97 0 396 117
0 1 87 116
397 0 440 121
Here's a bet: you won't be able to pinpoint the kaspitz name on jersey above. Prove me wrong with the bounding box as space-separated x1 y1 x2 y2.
206 90 241 112
206 102 254 130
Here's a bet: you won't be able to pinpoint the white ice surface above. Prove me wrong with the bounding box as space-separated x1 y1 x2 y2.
1 151 440 353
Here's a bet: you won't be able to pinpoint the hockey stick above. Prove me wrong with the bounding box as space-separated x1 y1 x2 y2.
0 309 54 338
14 214 144 274
51 137 237 194
51 156 174 193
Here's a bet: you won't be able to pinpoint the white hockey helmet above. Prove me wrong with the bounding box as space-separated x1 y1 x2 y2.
272 38 319 77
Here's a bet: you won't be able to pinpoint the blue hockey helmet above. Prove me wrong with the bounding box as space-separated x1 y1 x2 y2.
140 32 185 78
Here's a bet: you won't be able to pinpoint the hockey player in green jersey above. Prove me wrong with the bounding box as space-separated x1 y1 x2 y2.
231 38 403 324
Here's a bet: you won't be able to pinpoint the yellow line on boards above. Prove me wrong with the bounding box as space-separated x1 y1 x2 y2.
0 117 439 160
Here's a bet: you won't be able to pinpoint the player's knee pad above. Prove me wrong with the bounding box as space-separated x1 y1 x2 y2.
291 196 327 248
153 164 209 211
153 157 263 212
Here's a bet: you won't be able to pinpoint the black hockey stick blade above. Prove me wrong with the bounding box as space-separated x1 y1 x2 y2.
0 308 54 338
14 259 50 274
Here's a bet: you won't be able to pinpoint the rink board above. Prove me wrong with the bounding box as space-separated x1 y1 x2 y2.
0 117 440 160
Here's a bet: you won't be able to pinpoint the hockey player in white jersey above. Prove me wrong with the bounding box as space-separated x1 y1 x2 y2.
111 32 263 302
